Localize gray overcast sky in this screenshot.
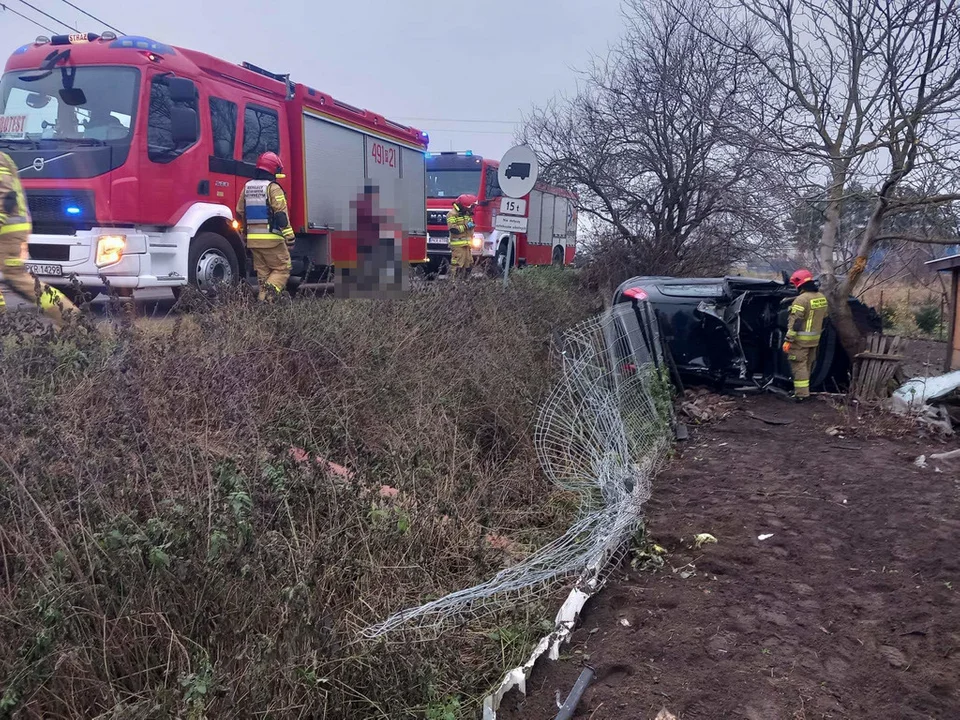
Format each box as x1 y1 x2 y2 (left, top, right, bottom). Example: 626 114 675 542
1 0 624 159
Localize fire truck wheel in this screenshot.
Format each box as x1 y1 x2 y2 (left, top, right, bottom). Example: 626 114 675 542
187 232 239 293
552 246 564 265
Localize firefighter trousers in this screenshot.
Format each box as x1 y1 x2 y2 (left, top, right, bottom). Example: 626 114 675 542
788 344 819 398
250 241 291 301
0 231 77 326
450 244 472 278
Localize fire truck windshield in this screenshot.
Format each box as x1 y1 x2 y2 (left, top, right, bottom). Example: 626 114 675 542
0 66 139 146
427 169 481 199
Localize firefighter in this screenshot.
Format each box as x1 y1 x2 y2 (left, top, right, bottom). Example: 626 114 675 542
447 193 476 279
236 151 295 300
0 151 78 326
782 268 829 400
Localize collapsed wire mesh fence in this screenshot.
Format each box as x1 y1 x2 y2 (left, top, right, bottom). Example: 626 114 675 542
361 303 674 638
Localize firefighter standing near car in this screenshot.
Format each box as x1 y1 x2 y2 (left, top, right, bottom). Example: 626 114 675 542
447 193 476 279
0 151 78 326
236 152 295 300
782 269 829 400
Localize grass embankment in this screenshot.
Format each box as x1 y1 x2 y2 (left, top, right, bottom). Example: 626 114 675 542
0 269 596 719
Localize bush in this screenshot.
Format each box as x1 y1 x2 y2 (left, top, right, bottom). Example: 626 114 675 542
880 304 897 329
0 276 595 719
914 302 941 335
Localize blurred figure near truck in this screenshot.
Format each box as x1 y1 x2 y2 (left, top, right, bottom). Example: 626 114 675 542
336 184 409 299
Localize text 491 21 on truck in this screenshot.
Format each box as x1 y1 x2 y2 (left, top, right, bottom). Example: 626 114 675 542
0 32 430 299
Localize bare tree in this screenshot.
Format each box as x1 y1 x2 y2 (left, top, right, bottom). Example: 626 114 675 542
682 0 960 354
523 0 779 284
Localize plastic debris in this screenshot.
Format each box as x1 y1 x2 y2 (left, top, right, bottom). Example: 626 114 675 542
914 455 928 468
758 533 774 541
930 448 960 462
694 533 718 548
892 370 960 409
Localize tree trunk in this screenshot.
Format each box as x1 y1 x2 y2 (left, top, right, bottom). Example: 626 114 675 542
818 163 847 297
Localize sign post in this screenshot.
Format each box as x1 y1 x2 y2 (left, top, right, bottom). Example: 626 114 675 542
496 145 539 287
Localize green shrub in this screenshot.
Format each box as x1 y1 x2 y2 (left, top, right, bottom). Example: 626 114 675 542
880 304 897 329
914 302 941 335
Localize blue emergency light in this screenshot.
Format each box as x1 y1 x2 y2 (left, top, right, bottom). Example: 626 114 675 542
464 150 473 156
65 205 81 216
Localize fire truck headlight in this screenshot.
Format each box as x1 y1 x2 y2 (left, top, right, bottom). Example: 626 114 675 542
96 235 126 267
471 232 484 250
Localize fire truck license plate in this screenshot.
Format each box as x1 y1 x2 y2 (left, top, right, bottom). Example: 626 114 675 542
25 263 63 276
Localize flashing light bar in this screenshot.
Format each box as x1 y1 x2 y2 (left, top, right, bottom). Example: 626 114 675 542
65 205 81 216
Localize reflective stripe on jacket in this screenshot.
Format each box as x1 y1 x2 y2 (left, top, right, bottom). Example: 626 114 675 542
786 291 829 347
237 179 295 248
0 151 31 236
447 204 473 247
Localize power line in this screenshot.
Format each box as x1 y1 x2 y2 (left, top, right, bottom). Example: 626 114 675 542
14 0 73 31
429 128 518 135
396 117 520 125
1 2 58 33
56 0 122 33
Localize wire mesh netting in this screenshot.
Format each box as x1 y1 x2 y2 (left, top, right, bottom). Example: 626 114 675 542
361 303 674 638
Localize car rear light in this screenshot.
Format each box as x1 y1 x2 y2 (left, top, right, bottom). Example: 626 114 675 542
623 287 648 301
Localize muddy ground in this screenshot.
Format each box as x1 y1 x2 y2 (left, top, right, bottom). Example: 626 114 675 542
499 393 960 720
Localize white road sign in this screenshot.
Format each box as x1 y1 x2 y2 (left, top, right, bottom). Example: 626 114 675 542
495 214 528 233
499 197 526 216
497 145 539 198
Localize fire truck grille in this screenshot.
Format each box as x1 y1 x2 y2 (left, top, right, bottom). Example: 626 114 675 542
25 189 97 231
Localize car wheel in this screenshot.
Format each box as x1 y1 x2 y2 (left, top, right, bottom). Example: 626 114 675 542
493 237 515 276
552 246 564 266
187 232 239 293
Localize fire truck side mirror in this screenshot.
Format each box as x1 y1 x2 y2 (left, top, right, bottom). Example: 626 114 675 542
171 107 199 144
167 77 197 103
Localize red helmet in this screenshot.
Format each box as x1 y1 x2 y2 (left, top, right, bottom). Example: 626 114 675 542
789 268 814 288
256 151 283 175
455 194 478 209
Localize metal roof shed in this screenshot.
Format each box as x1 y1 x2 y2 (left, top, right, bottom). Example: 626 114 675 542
926 253 960 371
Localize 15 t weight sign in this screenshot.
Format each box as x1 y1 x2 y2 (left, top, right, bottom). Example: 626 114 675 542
499 197 526 216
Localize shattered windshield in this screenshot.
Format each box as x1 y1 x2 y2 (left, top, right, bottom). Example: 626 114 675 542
0 66 140 146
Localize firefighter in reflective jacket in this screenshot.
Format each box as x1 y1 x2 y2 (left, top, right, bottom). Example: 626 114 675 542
447 193 477 278
0 151 78 325
236 152 295 300
782 268 829 399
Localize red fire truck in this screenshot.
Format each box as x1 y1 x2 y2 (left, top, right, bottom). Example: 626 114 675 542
0 32 429 297
425 151 577 274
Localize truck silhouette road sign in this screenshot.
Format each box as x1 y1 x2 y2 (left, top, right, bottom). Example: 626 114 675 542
505 162 531 180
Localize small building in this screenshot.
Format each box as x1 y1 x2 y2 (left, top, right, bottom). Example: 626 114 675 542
926 253 960 371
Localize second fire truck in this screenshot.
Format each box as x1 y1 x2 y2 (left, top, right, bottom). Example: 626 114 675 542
425 151 577 275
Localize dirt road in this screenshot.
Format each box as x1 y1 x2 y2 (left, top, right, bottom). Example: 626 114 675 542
500 394 960 720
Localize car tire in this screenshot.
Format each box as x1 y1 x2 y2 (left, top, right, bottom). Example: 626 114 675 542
552 246 564 266
186 232 239 294
493 237 515 276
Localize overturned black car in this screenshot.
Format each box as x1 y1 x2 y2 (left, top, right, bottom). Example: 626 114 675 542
611 275 881 393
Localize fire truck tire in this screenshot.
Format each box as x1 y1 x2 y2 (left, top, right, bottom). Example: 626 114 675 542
186 232 239 293
552 246 564 265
